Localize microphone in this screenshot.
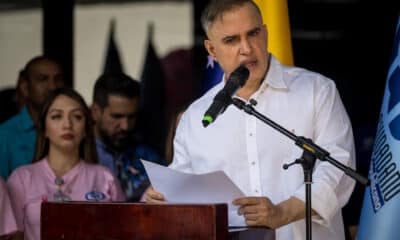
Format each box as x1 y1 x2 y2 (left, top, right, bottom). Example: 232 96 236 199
202 65 249 127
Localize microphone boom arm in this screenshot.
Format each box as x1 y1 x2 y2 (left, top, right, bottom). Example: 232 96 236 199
231 97 368 240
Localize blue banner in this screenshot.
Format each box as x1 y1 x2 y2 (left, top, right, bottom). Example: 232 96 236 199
201 55 223 95
357 17 400 239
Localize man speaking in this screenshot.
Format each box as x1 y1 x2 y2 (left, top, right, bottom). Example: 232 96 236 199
146 1 355 239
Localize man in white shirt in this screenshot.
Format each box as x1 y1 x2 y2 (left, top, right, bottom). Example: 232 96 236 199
146 0 355 239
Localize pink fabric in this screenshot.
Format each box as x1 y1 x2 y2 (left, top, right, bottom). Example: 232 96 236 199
0 177 18 237
7 159 125 240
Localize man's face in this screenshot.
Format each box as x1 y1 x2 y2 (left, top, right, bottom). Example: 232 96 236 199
93 95 139 151
25 59 64 110
204 3 269 87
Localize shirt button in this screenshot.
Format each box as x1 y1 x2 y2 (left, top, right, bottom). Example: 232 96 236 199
249 133 253 136
251 161 255 165
255 190 259 193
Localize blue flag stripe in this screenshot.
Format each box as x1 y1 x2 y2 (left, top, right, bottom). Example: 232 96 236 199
201 55 224 95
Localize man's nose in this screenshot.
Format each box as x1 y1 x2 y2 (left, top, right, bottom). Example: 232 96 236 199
48 78 58 90
119 118 129 131
239 39 252 55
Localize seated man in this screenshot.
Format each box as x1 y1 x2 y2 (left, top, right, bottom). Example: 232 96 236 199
0 55 64 179
92 73 165 201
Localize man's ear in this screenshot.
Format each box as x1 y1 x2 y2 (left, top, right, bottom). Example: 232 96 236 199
91 103 101 123
204 39 217 61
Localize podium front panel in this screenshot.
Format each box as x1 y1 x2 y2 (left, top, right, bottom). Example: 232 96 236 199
41 202 228 240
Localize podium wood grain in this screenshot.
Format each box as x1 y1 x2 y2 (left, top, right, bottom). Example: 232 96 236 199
41 202 228 240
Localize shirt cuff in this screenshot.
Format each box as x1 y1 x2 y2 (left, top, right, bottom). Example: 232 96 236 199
292 180 339 227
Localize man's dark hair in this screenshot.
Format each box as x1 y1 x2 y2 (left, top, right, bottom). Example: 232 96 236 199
22 55 62 80
93 72 140 109
201 0 262 35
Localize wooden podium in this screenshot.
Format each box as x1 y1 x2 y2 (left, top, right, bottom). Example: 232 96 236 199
41 202 228 240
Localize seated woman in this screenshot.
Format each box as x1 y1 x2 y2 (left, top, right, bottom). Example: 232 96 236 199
7 88 125 240
0 176 18 240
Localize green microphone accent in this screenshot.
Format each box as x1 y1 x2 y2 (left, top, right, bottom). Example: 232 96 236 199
203 115 213 123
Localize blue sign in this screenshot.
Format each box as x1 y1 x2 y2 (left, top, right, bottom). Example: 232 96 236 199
358 17 400 239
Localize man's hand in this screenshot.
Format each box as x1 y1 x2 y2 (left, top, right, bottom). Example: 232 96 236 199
233 196 310 229
142 186 166 203
233 196 287 229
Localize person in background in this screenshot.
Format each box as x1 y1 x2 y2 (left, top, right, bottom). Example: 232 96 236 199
91 73 165 202
145 1 356 239
0 176 18 240
7 88 125 240
0 56 64 179
0 70 28 124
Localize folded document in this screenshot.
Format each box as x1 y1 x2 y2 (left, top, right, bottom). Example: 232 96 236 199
141 160 246 226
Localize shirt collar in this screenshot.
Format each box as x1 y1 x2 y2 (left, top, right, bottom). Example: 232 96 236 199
20 105 36 131
215 55 289 98
42 157 84 180
96 138 130 157
262 55 289 90
96 138 114 154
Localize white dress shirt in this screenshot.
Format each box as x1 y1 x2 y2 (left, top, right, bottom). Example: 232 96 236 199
170 56 356 240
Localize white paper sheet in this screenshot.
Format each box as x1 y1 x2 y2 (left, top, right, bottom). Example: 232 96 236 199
141 160 246 226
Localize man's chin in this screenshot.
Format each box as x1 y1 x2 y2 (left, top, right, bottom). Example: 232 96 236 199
112 139 130 151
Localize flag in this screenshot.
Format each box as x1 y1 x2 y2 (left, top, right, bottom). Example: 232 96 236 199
103 18 124 74
254 0 294 65
201 55 224 95
357 17 400 239
136 23 166 157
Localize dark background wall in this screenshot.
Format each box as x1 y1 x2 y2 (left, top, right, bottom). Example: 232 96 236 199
289 1 399 126
289 0 399 230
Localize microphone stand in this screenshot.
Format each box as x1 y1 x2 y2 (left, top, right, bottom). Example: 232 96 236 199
231 98 369 240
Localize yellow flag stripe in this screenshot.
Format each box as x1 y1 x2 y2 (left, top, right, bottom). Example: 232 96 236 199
254 0 294 65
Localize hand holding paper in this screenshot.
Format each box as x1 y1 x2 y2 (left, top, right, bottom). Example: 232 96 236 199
141 160 246 226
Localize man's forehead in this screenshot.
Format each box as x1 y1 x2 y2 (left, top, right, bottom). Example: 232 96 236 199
107 95 138 103
105 95 139 110
30 60 61 72
207 4 261 37
27 64 63 82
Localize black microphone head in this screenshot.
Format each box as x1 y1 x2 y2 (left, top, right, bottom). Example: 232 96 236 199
201 65 249 127
229 65 249 87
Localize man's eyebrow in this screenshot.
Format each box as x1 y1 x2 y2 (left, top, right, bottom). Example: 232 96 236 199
110 113 130 118
222 34 239 42
247 26 261 34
